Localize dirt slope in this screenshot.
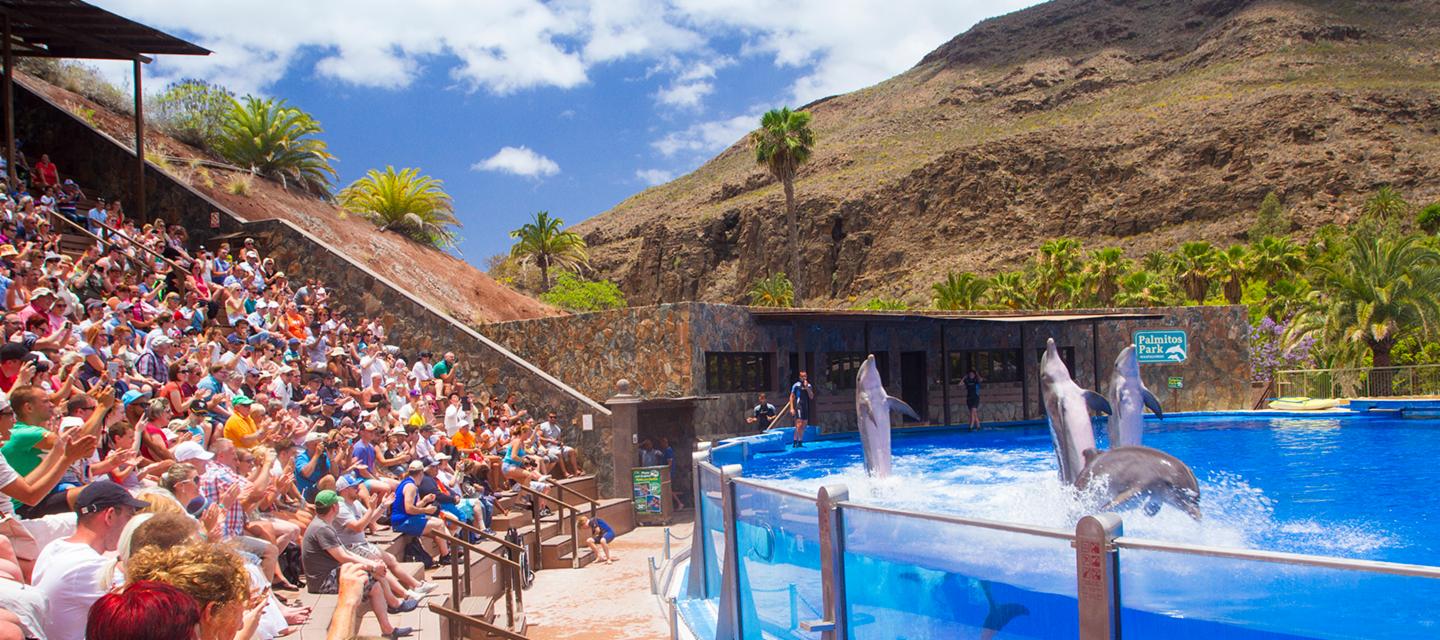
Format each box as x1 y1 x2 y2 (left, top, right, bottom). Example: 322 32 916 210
19 73 558 325
574 0 1440 306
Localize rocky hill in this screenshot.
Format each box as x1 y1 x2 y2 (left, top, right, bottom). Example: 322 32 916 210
573 0 1440 306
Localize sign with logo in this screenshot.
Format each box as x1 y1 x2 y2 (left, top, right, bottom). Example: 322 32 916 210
632 468 664 514
1134 330 1188 364
1168 376 1184 389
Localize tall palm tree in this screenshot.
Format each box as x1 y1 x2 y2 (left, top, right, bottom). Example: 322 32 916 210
1141 250 1172 275
1173 241 1217 303
989 272 1032 310
1364 185 1411 220
751 108 816 306
1115 271 1173 307
214 95 337 196
1082 247 1129 307
1298 228 1440 372
1213 244 1250 305
508 211 589 292
1259 278 1311 323
1032 237 1082 308
932 272 989 310
338 166 459 249
1250 235 1304 282
747 272 794 308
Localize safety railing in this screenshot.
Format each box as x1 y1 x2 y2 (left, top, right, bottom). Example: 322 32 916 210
683 444 1440 640
1275 364 1440 399
428 602 528 640
516 483 582 569
434 529 527 640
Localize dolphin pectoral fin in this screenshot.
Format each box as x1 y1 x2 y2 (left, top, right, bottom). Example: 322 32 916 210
1142 388 1164 419
886 396 921 421
1100 486 1145 511
1083 390 1112 415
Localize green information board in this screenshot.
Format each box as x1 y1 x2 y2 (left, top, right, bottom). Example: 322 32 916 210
1168 376 1184 389
632 467 664 514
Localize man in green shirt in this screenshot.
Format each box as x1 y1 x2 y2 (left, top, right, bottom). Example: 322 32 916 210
431 351 458 397
1 385 56 478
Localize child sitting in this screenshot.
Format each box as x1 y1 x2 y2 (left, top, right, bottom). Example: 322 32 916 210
578 515 618 565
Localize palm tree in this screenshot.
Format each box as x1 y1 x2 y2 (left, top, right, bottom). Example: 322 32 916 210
1298 229 1440 373
1141 250 1172 275
1082 247 1129 307
751 108 816 306
747 273 794 308
338 166 459 248
1032 237 1082 307
1213 244 1250 305
508 211 589 291
1250 235 1304 282
1115 271 1173 307
932 272 989 310
214 95 337 195
1259 278 1311 322
1173 241 1217 303
989 272 1032 310
1364 185 1411 220
1057 272 1092 309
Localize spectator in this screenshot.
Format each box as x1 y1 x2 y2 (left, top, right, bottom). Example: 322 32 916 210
31 155 57 190
86 580 202 640
301 489 415 639
33 481 148 640
578 515 618 565
331 474 435 600
537 411 580 477
123 541 265 640
390 461 451 564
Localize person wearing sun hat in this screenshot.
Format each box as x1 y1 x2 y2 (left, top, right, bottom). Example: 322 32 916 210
223 394 263 448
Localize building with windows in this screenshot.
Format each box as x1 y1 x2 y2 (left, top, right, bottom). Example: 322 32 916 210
484 302 1251 476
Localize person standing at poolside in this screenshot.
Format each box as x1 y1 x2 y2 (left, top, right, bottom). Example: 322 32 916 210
790 370 814 447
745 392 778 432
963 369 983 430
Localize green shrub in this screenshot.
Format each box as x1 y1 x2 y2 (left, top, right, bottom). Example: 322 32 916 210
225 173 253 196
747 273 794 308
149 79 234 150
1417 202 1440 235
214 96 337 196
538 272 627 312
855 298 909 311
1247 191 1291 241
20 58 132 114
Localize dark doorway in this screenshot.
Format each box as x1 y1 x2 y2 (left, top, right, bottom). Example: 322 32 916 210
899 351 927 423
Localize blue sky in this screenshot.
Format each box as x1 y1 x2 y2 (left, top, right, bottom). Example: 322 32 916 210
90 0 1037 266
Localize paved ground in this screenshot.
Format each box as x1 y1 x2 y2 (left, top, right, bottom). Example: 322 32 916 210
525 513 693 640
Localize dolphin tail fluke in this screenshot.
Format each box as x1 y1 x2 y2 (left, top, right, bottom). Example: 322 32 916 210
1083 390 1112 415
979 580 1030 637
1142 388 1164 419
886 395 921 421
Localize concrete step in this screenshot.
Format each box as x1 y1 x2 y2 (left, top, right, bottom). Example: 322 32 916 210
490 509 531 531
396 561 427 583
539 534 597 569
443 595 527 639
556 474 598 501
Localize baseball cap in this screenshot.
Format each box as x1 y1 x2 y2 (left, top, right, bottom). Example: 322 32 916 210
313 490 341 508
0 343 26 362
336 474 365 492
120 389 150 406
59 416 85 431
303 431 325 445
231 395 254 406
406 460 425 473
75 481 148 515
27 287 53 300
173 441 214 462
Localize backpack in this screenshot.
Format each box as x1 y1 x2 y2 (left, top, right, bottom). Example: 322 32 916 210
279 543 304 586
504 527 534 589
403 536 435 569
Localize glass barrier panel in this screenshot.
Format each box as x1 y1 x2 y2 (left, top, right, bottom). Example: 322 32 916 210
840 506 1077 640
733 483 823 640
699 464 725 597
1119 548 1440 639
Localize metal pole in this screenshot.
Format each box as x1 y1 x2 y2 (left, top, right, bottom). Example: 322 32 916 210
667 596 679 640
132 58 145 223
686 444 710 599
803 484 848 638
2 13 13 190
940 323 951 426
649 556 659 594
1075 513 1124 640
714 463 744 640
664 527 671 560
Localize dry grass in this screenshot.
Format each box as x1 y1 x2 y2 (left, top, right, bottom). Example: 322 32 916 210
225 173 253 197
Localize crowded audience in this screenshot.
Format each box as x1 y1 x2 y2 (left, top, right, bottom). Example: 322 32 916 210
0 151 588 639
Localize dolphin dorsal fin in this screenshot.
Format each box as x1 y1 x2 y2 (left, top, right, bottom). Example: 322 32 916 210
1083 390 1112 415
886 395 921 420
1142 388 1165 419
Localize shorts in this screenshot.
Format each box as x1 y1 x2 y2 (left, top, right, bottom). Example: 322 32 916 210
345 542 384 561
392 515 430 536
547 445 572 458
501 461 521 475
232 535 273 560
966 396 980 409
794 406 811 422
593 530 614 544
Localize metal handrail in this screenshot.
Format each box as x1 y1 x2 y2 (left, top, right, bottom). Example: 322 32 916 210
95 219 192 275
1112 536 1440 579
553 481 599 518
516 483 582 568
450 519 525 553
435 530 525 637
45 209 164 277
437 530 523 571
428 602 528 640
835 501 1076 541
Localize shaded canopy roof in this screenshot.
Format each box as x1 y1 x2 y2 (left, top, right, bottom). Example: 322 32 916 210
0 0 209 62
748 308 1168 324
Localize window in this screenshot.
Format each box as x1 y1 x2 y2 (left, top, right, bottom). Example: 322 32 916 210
825 352 888 390
948 349 1022 384
705 352 773 393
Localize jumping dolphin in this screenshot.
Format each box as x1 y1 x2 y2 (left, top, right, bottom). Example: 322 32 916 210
1076 446 1202 519
855 354 919 478
1107 345 1164 448
1039 338 1111 484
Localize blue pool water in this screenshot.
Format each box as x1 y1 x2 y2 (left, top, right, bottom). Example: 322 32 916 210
704 414 1440 639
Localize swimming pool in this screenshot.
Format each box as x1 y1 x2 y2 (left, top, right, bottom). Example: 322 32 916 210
683 414 1440 640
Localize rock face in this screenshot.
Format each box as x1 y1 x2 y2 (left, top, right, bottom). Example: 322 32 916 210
574 0 1440 305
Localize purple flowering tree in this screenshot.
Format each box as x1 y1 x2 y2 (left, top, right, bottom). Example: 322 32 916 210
1248 316 1317 384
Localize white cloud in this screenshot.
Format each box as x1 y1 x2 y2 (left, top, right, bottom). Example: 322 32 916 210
655 81 713 108
635 169 675 185
653 112 758 157
473 146 561 178
653 56 732 108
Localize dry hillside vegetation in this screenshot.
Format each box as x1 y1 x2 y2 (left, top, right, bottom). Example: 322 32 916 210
574 0 1440 306
17 73 559 325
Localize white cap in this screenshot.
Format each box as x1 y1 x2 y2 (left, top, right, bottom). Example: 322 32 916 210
59 416 85 431
173 441 214 462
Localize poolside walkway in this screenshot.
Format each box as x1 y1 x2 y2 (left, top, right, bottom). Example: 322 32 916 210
525 513 693 640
